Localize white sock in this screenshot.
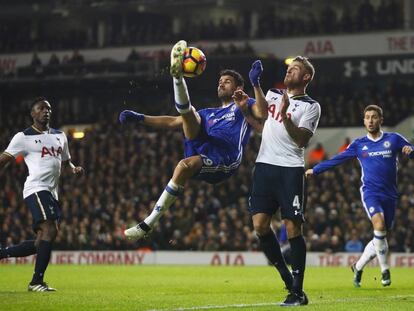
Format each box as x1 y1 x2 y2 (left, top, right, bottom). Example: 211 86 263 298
373 230 389 272
144 180 184 227
355 239 376 271
173 77 191 114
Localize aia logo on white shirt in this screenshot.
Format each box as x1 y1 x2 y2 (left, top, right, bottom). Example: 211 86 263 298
41 146 63 158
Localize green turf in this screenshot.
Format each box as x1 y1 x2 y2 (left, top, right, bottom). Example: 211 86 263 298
0 265 413 310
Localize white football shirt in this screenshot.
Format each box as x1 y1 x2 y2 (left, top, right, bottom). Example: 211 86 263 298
256 89 321 167
4 126 71 200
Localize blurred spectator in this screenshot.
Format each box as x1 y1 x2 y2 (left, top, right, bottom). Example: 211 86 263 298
127 48 140 62
307 143 327 165
338 137 351 153
48 53 60 66
345 229 364 252
357 0 375 31
321 4 337 33
30 52 42 67
68 49 84 64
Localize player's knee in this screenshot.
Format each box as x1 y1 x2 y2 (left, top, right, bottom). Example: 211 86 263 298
177 158 200 174
177 159 191 172
253 223 271 236
38 221 58 242
284 219 302 238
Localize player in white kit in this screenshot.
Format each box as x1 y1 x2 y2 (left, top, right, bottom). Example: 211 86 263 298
0 98 83 292
247 58 320 306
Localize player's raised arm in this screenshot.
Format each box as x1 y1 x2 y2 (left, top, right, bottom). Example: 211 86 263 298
119 110 183 129
248 60 268 122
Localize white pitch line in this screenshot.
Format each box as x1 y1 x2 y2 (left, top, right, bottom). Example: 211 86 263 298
145 295 414 311
146 302 277 311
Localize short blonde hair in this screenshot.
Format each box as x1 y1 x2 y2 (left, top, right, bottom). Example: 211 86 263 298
293 56 315 83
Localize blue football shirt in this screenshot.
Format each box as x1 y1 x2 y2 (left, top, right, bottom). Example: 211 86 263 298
185 98 255 163
313 132 414 199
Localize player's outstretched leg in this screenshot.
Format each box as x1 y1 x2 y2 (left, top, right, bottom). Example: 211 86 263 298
0 240 36 259
352 239 376 287
124 156 202 241
124 179 183 241
351 263 363 288
170 40 187 79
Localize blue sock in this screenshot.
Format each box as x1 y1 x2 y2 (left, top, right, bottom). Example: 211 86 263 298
289 235 306 293
31 240 52 284
0 240 36 259
258 231 293 289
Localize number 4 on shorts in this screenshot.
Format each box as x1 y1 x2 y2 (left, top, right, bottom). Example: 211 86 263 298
292 195 301 209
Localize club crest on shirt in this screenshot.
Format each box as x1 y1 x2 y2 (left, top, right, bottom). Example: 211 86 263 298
383 141 391 148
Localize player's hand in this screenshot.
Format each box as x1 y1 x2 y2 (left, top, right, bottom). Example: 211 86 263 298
280 92 290 119
119 110 145 124
304 169 314 178
402 145 413 155
249 60 263 87
72 166 84 176
232 90 249 115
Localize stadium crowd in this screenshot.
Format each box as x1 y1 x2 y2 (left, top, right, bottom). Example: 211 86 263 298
1 98 413 254
0 0 403 53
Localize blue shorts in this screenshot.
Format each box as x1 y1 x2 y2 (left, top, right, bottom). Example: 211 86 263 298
361 191 396 229
184 139 239 184
249 163 306 222
24 190 61 231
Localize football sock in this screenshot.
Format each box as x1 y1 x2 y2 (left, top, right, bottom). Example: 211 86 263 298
173 77 192 114
355 239 376 271
31 240 52 284
0 240 36 259
258 231 293 289
144 180 184 227
289 235 306 293
373 230 389 272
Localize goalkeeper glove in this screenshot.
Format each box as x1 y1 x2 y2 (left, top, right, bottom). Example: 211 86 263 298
119 110 145 123
249 60 263 87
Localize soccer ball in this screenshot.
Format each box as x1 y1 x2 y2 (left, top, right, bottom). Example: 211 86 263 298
182 47 206 78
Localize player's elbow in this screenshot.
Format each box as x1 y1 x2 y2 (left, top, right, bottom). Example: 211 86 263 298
296 130 312 148
296 138 309 149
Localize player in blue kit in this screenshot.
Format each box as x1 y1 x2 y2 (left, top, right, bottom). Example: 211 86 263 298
120 40 267 240
306 104 414 287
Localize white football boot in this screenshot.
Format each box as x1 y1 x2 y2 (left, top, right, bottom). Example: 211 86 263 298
170 40 187 78
124 222 152 241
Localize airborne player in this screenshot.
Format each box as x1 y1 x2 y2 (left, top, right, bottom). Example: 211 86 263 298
0 98 84 291
120 40 268 240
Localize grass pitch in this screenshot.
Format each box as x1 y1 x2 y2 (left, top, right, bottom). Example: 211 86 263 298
1 265 413 311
